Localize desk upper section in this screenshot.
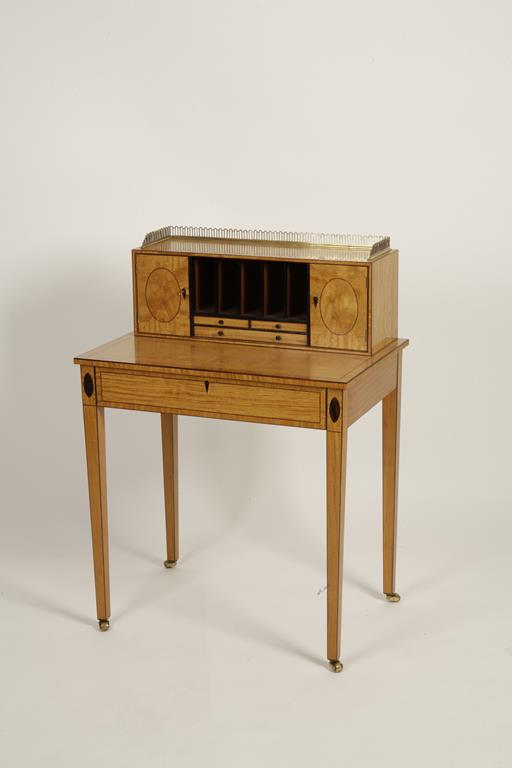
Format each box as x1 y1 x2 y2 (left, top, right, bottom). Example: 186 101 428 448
75 333 408 388
134 226 399 357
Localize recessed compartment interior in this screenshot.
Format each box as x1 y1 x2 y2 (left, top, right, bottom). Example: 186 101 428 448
288 262 309 320
192 257 308 324
242 260 264 317
218 259 241 315
265 261 286 318
193 257 217 314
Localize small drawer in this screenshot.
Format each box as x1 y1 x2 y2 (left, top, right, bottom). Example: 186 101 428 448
194 326 308 346
98 371 325 428
251 319 308 333
194 316 250 329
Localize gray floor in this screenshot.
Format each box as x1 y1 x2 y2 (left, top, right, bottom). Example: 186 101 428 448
2 409 510 767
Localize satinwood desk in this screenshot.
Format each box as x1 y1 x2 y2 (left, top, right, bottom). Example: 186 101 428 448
75 332 408 672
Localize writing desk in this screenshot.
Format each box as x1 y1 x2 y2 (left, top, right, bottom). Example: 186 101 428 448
75 332 408 672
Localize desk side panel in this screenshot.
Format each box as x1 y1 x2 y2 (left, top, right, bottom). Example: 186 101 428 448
346 353 398 426
370 250 398 354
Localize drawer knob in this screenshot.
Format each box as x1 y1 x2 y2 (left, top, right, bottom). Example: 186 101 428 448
219 319 224 325
275 335 282 341
204 380 210 393
218 330 224 336
275 323 281 329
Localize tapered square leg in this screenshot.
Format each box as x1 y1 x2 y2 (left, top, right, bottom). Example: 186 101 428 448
382 351 402 602
161 414 179 568
82 404 110 629
326 400 348 672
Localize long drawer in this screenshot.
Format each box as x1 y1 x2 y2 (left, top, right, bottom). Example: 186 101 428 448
98 370 325 428
193 316 250 328
251 319 308 333
194 326 308 346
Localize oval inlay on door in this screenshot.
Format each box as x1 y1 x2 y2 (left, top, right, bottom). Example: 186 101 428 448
320 278 358 336
145 268 180 323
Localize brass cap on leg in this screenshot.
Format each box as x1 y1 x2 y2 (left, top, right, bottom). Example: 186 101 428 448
328 659 343 673
98 619 110 631
164 560 177 569
385 592 401 602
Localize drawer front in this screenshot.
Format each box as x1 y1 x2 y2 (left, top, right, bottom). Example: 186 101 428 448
251 319 308 333
99 371 325 428
194 316 250 329
194 326 308 346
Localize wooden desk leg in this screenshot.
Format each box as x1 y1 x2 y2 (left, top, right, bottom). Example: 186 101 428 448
161 414 179 569
82 404 110 631
326 409 348 673
382 351 402 603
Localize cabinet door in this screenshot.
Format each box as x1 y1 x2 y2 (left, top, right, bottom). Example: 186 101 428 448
310 264 368 351
135 254 190 336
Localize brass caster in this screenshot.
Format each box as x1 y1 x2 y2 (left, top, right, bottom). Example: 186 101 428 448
98 619 110 631
164 560 177 569
385 592 401 603
328 659 343 673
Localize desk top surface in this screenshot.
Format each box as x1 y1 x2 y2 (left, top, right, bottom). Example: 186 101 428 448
75 334 408 387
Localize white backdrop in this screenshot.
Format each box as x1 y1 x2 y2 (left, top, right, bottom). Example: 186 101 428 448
1 2 511 766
